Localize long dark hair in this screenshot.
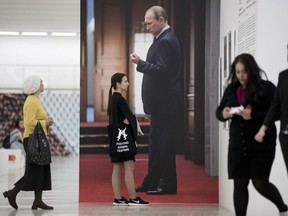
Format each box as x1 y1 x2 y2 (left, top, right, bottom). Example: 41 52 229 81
13 119 21 129
107 73 126 116
228 53 268 103
12 118 24 133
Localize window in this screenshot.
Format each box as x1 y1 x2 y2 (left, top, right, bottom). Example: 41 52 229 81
133 33 153 114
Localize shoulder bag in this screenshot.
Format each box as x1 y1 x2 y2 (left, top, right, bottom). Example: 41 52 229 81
107 107 137 157
27 121 52 165
107 123 137 157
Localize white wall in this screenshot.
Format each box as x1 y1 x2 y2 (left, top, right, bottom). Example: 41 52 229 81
257 1 288 83
0 35 80 91
254 1 288 215
0 34 80 155
219 0 238 213
219 0 288 215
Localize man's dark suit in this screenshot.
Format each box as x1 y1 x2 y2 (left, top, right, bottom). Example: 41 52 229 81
263 69 288 173
136 28 181 193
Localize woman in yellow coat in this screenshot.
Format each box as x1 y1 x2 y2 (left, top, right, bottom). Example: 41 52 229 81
3 75 54 210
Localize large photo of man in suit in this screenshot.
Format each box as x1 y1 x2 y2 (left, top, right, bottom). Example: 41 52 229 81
130 5 181 195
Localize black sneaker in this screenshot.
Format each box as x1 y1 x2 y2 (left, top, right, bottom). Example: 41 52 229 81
128 196 149 206
113 196 129 206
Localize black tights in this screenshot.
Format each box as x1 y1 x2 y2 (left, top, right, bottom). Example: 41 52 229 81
233 178 287 216
9 186 43 204
279 133 288 175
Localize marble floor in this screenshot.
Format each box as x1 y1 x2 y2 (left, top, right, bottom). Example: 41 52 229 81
0 156 233 216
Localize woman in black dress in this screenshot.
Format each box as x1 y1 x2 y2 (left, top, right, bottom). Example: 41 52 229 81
216 53 288 216
107 73 149 206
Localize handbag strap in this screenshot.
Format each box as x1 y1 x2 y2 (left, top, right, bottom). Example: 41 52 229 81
36 121 45 137
36 121 42 132
110 96 119 124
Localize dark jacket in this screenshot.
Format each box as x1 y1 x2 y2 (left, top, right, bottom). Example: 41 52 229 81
137 28 181 115
263 69 288 132
109 92 137 141
216 80 277 150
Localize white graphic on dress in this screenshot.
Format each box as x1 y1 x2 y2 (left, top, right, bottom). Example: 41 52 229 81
117 127 128 141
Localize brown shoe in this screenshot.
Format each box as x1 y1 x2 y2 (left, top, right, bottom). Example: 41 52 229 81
3 191 18 209
32 201 53 210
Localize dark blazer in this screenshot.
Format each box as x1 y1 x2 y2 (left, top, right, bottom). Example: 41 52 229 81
136 28 181 115
109 92 137 141
216 80 277 179
216 80 277 150
263 69 288 132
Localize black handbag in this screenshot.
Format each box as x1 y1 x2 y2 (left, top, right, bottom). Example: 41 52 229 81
27 121 52 166
107 122 137 157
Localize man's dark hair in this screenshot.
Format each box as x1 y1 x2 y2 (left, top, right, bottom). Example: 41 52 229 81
147 6 168 22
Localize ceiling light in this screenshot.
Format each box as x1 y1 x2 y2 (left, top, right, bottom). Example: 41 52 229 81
21 32 47 36
0 31 19 35
51 32 78 36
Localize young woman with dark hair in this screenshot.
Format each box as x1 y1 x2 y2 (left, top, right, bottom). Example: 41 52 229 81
9 118 25 155
216 53 288 216
107 72 149 206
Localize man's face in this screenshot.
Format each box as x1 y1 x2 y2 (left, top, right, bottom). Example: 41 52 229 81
144 11 162 36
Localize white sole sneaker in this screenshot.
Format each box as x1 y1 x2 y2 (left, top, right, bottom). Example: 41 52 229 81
113 202 128 206
128 202 149 206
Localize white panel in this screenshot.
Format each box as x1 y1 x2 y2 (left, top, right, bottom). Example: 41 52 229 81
0 35 80 91
133 33 153 114
219 0 238 213
41 91 80 155
255 1 288 216
0 0 80 32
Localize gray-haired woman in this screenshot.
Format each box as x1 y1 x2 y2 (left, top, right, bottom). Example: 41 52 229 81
3 75 54 210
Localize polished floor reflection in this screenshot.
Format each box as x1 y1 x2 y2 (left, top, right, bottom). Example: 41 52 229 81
0 156 233 216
